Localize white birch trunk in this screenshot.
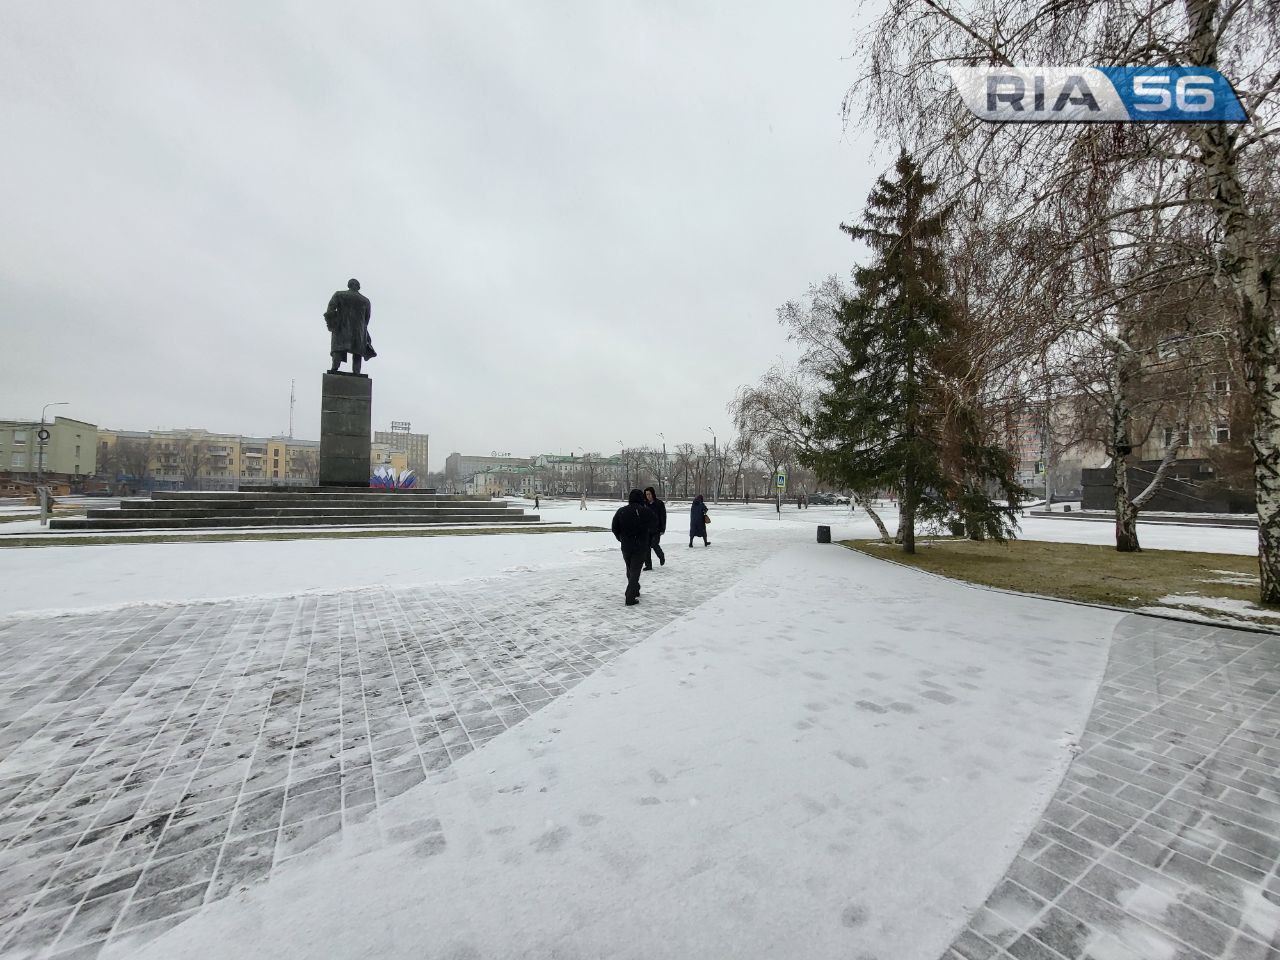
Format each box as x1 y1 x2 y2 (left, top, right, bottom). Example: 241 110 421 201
1132 438 1183 510
1186 0 1280 603
1109 325 1142 552
855 495 894 542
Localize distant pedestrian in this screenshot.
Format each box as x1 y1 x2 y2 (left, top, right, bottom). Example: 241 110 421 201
534 494 540 509
689 494 710 547
612 489 657 606
643 486 666 570
580 491 588 510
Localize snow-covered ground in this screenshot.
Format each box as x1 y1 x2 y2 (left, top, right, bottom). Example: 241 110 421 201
1017 511 1256 554
0 530 612 618
0 499 1258 619
1144 594 1280 626
119 544 1119 960
3 497 1266 959
535 498 1259 554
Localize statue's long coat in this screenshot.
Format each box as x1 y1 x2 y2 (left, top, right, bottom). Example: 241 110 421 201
324 289 376 362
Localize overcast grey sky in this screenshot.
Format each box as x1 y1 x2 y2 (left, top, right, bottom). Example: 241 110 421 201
1 1 881 468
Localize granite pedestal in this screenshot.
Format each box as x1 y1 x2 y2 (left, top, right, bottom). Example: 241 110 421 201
319 372 372 488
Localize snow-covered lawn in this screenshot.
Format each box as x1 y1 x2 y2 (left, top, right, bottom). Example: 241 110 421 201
6 500 1258 959
535 498 1260 555
1147 594 1280 624
119 545 1119 960
0 499 1257 619
0 530 613 618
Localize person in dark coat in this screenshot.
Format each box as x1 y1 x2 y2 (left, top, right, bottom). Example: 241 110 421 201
612 489 658 605
324 278 376 374
643 486 666 570
689 494 709 547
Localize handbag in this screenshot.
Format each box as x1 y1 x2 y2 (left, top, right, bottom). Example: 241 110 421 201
703 512 710 525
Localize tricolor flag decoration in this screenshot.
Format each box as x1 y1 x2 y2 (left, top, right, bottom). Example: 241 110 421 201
949 66 1247 123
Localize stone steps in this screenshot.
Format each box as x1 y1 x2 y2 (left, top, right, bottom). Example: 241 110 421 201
236 485 441 494
94 507 526 519
49 489 540 531
50 513 540 530
147 492 480 503
115 498 500 511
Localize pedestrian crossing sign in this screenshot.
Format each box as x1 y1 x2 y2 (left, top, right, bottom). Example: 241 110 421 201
776 472 786 488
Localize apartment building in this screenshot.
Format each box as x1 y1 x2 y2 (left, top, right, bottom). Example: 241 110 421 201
445 452 531 482
530 453 625 495
463 465 538 497
97 429 323 491
0 416 97 478
373 427 428 474
370 441 409 474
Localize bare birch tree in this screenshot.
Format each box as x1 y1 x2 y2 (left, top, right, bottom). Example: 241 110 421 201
851 0 1280 599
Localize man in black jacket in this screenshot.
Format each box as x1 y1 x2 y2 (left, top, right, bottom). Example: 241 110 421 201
643 486 666 570
612 489 658 606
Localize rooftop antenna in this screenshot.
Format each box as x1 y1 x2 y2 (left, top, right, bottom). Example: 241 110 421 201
288 380 296 439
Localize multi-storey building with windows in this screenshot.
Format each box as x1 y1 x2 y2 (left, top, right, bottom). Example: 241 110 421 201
96 429 324 492
0 416 97 480
530 453 625 495
374 425 428 475
464 464 538 497
445 452 531 483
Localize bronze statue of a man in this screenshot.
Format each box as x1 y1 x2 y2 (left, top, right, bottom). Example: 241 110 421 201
324 278 376 375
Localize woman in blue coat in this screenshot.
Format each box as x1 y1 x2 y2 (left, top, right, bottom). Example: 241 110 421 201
689 494 709 547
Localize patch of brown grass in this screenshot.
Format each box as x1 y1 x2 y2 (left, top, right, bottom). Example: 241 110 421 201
841 537 1276 621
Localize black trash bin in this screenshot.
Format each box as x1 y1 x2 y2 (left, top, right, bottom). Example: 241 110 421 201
817 525 831 544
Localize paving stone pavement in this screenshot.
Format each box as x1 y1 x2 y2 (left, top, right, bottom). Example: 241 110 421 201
0 533 778 960
944 615 1280 960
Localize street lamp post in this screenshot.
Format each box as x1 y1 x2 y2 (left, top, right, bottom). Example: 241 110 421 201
1040 353 1054 511
37 401 69 526
657 432 666 498
1043 387 1054 511
573 446 591 498
617 440 626 497
705 427 719 503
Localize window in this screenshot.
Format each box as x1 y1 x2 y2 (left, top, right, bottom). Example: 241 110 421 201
1214 377 1230 396
75 445 81 457
13 431 26 445
11 453 27 469
1216 423 1230 444
1163 425 1188 448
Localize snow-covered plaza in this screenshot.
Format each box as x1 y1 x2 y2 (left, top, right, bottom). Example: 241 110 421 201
0 504 1276 960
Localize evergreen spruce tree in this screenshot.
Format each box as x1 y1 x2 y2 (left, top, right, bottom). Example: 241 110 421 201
806 150 1020 552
